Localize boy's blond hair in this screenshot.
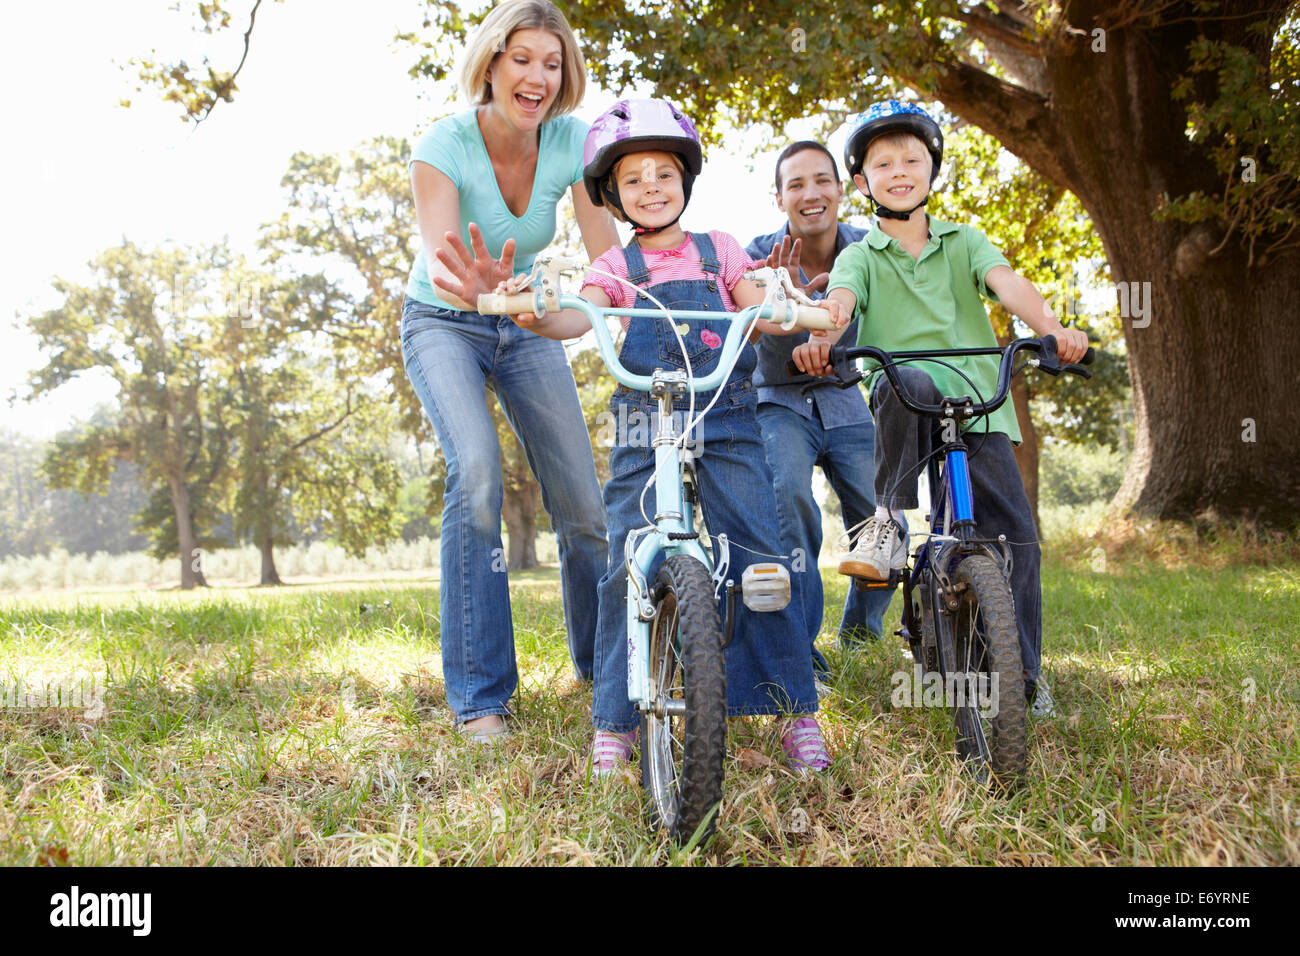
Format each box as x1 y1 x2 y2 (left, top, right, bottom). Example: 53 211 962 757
457 0 586 122
864 131 933 172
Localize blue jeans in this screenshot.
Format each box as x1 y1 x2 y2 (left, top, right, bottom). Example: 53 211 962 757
400 297 608 722
591 382 816 732
757 403 895 671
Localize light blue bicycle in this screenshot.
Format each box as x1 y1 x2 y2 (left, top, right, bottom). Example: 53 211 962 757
480 258 836 840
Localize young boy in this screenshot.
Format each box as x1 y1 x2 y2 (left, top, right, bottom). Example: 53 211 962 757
793 100 1089 715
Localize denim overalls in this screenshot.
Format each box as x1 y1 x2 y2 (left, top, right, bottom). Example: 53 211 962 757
591 233 818 732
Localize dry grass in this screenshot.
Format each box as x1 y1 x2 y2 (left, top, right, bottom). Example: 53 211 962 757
1 533 1296 866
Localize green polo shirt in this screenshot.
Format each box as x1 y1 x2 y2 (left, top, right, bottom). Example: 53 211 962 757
826 217 1020 442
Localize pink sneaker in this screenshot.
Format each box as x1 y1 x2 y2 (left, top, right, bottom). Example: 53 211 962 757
780 716 831 773
591 729 638 778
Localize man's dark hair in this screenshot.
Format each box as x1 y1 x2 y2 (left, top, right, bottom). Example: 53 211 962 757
774 141 841 192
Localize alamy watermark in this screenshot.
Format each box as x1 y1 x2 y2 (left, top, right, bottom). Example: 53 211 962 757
594 405 705 456
49 886 151 936
1043 272 1151 327
2 669 106 718
169 275 267 329
890 664 1000 717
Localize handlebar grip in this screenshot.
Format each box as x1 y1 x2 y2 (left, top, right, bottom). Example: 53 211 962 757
1080 346 1095 365
787 304 838 332
477 292 541 315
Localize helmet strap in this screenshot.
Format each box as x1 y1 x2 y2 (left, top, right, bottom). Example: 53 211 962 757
630 210 684 236
870 192 928 221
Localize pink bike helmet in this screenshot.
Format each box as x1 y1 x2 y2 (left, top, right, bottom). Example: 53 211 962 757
582 98 703 219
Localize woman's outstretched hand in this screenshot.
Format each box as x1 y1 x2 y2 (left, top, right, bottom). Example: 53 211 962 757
433 222 517 311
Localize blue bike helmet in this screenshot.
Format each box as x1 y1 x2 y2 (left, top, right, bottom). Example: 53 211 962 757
843 100 943 220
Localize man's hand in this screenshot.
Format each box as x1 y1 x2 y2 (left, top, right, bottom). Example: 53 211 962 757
792 340 835 376
763 236 829 298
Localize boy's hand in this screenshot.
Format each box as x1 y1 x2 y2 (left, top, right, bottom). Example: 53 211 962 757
1053 327 1090 365
823 298 851 330
793 341 834 376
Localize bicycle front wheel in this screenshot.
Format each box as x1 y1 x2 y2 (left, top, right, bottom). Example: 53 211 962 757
640 554 727 844
949 555 1027 783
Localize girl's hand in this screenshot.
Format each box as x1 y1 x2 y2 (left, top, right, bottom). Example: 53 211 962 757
432 222 517 310
490 275 541 329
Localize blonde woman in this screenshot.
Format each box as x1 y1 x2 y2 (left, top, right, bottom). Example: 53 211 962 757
401 0 618 742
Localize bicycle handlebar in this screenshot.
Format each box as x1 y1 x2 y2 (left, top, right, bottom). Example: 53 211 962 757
476 293 838 330
796 336 1095 420
476 291 840 393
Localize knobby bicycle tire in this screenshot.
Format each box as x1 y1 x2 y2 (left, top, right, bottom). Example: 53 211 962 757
640 554 727 843
949 555 1028 783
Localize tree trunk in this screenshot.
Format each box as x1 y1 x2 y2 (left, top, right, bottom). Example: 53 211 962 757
1008 17 1300 525
257 528 281 585
167 472 202 589
501 479 540 571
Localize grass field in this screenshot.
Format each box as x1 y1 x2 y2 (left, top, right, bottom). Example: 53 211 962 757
1 535 1297 866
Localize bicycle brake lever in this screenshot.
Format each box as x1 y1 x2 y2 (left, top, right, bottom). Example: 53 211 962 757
827 345 864 390
531 256 587 313
1036 335 1095 379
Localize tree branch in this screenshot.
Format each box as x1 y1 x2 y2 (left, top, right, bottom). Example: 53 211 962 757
289 391 355 453
927 60 1069 190
194 0 263 126
990 0 1034 27
953 6 1045 57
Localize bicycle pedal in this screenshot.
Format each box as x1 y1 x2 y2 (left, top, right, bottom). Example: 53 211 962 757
740 563 791 612
851 568 904 590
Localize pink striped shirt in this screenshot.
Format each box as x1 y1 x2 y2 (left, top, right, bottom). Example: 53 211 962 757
583 231 754 314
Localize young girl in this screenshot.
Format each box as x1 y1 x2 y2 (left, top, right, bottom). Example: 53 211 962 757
508 98 834 773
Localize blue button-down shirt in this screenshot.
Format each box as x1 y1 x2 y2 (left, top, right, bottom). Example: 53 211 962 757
746 221 871 428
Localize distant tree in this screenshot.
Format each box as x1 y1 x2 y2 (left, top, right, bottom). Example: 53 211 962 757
26 243 238 588
215 262 402 584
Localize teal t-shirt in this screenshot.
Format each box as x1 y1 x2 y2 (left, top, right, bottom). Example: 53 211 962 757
826 218 1020 442
405 110 588 309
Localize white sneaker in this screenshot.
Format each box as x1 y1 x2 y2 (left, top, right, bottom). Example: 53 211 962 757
838 516 907 580
1029 679 1057 719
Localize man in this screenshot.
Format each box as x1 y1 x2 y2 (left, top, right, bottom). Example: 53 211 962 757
746 140 896 675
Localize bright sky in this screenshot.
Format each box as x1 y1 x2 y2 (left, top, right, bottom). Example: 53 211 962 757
0 0 837 440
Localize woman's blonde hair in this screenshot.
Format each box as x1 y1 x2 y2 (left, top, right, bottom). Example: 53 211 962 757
458 1 586 121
